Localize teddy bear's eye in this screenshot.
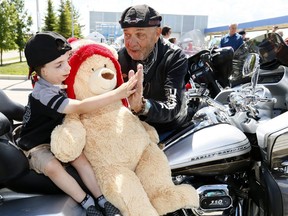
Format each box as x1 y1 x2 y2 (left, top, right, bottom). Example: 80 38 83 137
92 68 95 72
104 64 107 68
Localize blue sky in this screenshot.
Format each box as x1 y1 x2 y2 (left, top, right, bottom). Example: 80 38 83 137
25 0 288 37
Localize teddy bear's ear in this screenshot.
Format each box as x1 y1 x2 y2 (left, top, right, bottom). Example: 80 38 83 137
70 39 99 52
67 37 78 44
68 38 119 59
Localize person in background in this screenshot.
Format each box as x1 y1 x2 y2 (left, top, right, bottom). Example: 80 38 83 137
118 4 189 141
168 37 181 50
219 23 243 51
284 37 288 45
161 25 181 49
183 41 195 56
238 30 249 41
168 37 177 44
272 25 279 33
161 25 180 49
161 25 172 40
271 25 284 38
18 31 138 216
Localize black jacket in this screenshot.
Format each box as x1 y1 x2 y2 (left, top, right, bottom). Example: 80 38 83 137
118 38 188 133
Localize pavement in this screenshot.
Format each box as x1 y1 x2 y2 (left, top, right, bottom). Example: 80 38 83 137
2 50 25 64
1 50 30 105
0 75 32 106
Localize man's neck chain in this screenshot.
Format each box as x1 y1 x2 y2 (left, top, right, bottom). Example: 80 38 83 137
140 43 158 74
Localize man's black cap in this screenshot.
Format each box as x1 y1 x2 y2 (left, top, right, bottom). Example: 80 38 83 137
24 31 72 70
119 4 162 28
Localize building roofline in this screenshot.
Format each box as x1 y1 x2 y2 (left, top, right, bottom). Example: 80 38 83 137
204 15 288 35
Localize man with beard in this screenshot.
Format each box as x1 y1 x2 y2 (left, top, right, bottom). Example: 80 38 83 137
118 4 189 140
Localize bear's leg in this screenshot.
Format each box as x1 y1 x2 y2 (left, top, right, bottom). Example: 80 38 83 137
95 165 159 216
135 143 199 215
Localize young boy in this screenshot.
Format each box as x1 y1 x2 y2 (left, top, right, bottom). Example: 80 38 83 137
17 31 138 216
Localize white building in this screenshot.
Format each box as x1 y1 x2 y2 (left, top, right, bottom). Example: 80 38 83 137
89 11 208 43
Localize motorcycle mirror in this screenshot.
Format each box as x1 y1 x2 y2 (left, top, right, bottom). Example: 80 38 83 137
242 53 260 77
243 53 260 95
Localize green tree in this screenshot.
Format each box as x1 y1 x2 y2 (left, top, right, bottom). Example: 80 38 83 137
71 6 83 38
73 22 84 38
0 0 17 66
42 0 58 32
42 0 83 38
66 1 83 38
11 0 33 62
57 0 72 38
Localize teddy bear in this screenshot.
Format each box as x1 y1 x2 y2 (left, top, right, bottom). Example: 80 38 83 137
50 39 199 216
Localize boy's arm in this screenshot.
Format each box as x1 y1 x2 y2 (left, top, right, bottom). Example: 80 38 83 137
64 89 125 114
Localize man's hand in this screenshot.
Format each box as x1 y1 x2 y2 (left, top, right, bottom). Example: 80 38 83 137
128 64 144 112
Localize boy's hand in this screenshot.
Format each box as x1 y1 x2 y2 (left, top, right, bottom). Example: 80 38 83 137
116 68 138 99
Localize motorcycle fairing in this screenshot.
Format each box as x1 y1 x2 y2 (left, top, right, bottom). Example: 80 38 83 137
230 32 288 87
258 66 288 111
256 111 288 169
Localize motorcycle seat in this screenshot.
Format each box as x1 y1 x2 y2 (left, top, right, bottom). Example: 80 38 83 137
0 89 25 122
0 112 11 136
0 138 29 183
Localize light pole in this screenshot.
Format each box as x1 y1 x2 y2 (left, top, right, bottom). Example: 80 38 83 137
71 0 74 37
36 0 41 32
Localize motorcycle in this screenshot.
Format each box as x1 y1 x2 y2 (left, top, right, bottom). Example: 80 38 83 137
162 32 288 216
215 32 288 216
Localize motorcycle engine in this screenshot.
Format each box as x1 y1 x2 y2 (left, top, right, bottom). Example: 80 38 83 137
195 184 232 214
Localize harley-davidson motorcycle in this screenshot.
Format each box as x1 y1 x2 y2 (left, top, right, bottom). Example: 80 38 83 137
0 32 288 216
162 32 288 216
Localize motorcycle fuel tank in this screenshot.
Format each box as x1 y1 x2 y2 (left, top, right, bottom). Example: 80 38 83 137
164 123 251 176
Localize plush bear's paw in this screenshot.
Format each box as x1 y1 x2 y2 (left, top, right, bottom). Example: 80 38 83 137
151 184 199 215
51 122 86 162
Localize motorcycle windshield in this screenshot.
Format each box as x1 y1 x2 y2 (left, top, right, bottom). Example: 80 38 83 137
178 29 206 57
229 32 288 86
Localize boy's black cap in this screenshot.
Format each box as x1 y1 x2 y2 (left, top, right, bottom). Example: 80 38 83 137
119 4 162 28
24 31 72 70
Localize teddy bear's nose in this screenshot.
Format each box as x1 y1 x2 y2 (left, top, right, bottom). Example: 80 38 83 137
101 69 114 80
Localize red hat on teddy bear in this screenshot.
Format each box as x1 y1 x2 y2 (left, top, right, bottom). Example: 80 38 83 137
65 39 128 107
